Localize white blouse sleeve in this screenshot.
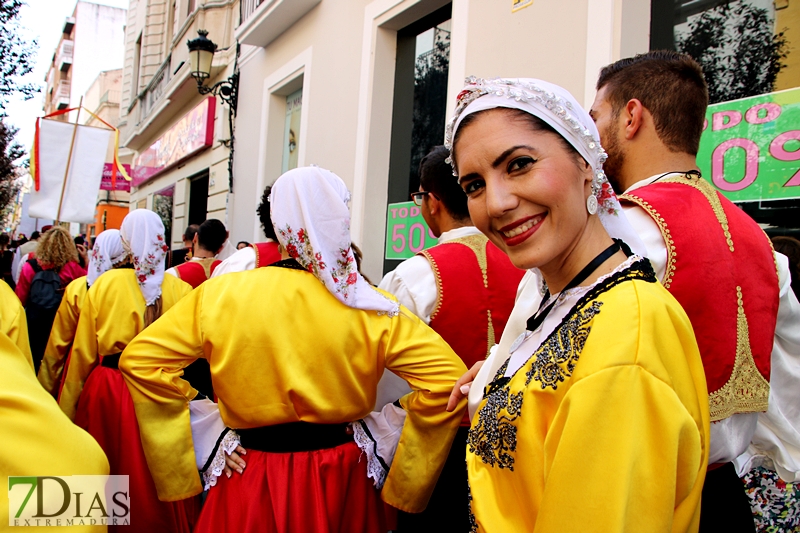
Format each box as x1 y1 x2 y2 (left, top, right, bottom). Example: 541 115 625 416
352 402 407 489
735 252 800 481
189 399 241 490
210 247 257 277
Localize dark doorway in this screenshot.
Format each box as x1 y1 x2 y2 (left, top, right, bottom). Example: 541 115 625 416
384 3 452 275
188 170 209 225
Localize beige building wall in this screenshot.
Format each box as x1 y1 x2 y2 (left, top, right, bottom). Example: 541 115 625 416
230 0 649 281
120 0 238 249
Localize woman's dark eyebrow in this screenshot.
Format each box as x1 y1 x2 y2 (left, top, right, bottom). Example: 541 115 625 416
492 145 534 168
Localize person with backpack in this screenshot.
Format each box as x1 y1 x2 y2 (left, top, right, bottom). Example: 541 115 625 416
15 227 87 373
37 229 126 399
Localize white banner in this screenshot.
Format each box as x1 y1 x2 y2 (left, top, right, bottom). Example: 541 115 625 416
29 119 112 224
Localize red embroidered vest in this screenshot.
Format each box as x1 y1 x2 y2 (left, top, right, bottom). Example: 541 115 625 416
621 174 779 421
252 242 281 268
174 258 221 289
420 233 525 376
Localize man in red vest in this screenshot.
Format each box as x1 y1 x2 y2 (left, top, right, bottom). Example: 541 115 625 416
166 219 227 288
212 185 282 277
379 145 524 532
590 51 800 532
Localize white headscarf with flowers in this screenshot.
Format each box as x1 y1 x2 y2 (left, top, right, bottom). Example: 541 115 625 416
120 209 170 306
86 229 126 287
445 76 646 257
270 166 399 317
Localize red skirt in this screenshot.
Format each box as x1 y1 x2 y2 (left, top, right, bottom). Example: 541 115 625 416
194 441 386 533
75 365 200 533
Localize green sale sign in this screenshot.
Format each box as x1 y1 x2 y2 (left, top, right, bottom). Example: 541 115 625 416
385 201 438 260
697 87 800 202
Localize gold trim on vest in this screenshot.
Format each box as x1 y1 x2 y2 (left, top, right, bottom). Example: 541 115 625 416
708 286 770 420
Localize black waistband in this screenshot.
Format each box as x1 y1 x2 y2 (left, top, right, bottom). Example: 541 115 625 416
238 422 352 453
100 353 122 369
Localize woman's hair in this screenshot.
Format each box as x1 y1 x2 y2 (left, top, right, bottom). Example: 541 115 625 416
451 108 584 175
772 236 800 301
351 243 372 285
143 296 163 329
236 241 251 249
36 227 79 269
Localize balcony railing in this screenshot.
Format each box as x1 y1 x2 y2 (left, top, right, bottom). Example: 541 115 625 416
56 80 71 110
99 90 122 106
140 55 171 123
240 0 264 23
59 39 74 72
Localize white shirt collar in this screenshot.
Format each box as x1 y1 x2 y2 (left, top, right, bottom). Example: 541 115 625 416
437 226 483 244
623 172 686 194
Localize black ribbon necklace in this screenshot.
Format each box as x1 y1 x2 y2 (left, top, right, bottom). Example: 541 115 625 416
525 240 621 333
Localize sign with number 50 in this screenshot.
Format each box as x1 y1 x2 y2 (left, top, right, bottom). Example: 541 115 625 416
385 201 438 259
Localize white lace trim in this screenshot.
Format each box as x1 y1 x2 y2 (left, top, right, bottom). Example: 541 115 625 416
351 421 389 489
201 429 241 491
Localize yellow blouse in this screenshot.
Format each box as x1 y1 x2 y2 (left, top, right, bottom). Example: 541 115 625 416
467 263 710 532
0 331 109 532
58 269 192 420
0 279 32 369
120 266 468 511
38 276 88 397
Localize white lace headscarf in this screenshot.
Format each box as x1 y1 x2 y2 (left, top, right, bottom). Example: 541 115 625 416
445 76 646 257
86 229 126 287
270 166 399 317
119 209 170 306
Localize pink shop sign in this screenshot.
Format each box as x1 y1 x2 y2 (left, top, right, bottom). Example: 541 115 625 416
131 97 216 187
100 163 132 191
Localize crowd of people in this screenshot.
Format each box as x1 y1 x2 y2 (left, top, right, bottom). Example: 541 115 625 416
2 50 800 533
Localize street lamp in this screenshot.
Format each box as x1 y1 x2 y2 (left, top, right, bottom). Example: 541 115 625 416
187 29 238 113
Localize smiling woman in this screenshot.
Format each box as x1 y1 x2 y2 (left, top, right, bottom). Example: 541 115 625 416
444 77 712 533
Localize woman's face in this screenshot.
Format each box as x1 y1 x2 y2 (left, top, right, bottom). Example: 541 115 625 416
454 109 593 271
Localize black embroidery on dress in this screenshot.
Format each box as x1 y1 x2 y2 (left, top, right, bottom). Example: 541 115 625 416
467 473 478 533
468 360 523 471
525 301 602 389
466 258 656 470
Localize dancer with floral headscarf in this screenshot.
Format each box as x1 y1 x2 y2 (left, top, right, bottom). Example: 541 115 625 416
443 77 710 532
38 229 126 398
120 166 468 533
59 209 198 532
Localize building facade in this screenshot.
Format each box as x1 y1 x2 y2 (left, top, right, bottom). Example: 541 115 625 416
123 0 800 279
43 2 127 119
228 0 650 281
119 0 238 248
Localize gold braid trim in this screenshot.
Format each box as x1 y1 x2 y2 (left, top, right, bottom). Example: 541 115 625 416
707 286 770 421
619 194 676 289
420 250 444 321
765 231 780 279
197 257 217 279
662 174 735 252
486 309 495 359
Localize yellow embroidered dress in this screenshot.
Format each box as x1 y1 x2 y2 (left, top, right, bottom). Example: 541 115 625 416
0 331 109 532
120 263 468 512
467 257 710 532
37 275 88 397
0 279 32 368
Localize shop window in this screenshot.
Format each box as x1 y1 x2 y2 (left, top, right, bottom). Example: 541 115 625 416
153 185 175 246
282 89 302 173
650 0 800 238
384 4 452 274
188 170 209 226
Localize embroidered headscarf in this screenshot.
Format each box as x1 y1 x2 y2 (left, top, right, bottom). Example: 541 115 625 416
86 229 126 287
445 76 646 257
119 209 170 306
270 166 399 316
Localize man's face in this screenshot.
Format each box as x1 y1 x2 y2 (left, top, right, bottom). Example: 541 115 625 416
590 86 626 194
